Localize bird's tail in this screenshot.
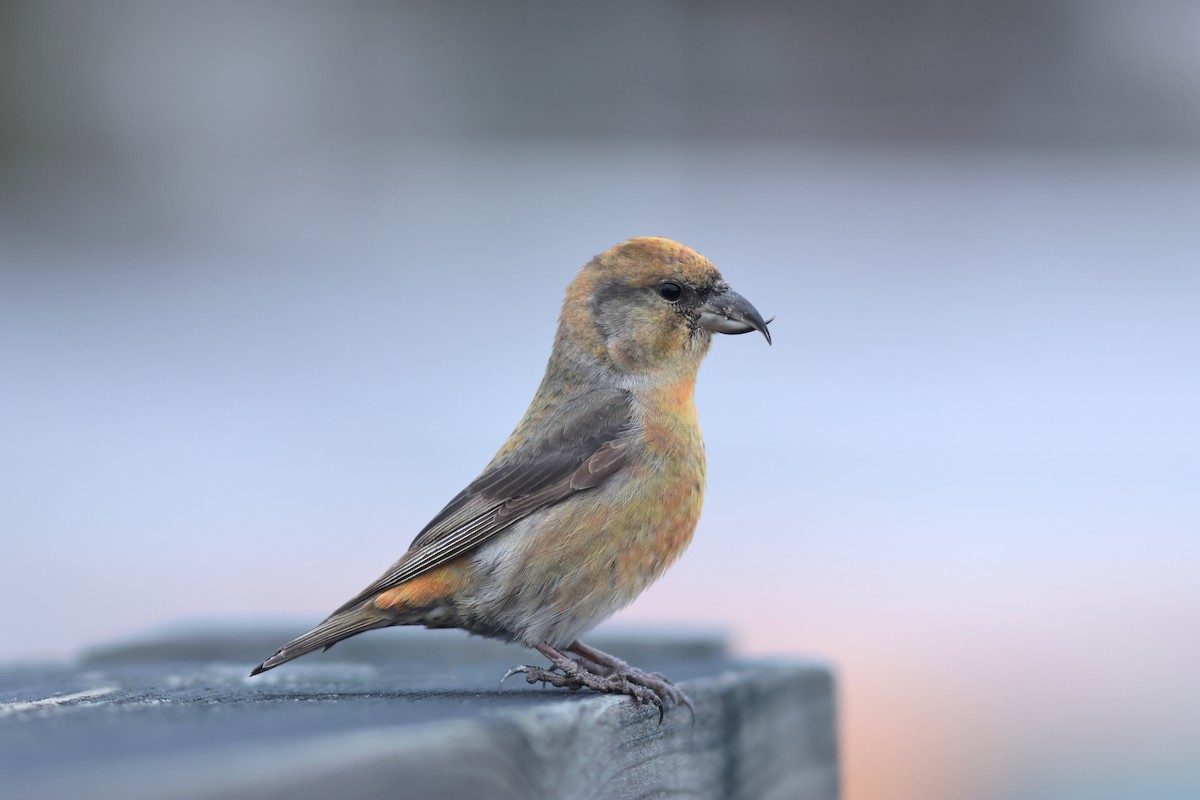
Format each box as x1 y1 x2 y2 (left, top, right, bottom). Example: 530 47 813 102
249 605 390 676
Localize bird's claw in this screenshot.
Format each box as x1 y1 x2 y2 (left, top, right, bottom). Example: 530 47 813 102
499 665 531 692
499 664 566 691
612 667 695 723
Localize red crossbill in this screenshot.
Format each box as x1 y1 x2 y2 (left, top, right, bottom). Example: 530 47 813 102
251 236 771 717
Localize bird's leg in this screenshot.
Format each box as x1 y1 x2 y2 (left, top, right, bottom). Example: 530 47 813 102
568 640 695 719
569 641 656 678
500 642 681 722
566 650 610 677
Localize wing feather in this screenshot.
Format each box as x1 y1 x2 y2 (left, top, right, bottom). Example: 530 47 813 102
330 388 633 615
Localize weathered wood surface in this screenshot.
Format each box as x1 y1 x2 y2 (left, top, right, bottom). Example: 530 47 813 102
2 624 838 800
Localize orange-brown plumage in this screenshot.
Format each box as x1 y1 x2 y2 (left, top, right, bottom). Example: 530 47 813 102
372 566 467 613
250 237 770 715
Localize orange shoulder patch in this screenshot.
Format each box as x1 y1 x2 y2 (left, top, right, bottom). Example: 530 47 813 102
372 564 464 612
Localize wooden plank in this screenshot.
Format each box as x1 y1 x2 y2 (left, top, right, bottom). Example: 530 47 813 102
3 625 837 800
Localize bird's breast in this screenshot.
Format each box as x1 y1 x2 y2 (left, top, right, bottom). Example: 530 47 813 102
542 384 707 617
459 386 707 648
629 401 707 578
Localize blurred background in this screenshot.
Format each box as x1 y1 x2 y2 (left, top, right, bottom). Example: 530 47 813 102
2 2 1198 799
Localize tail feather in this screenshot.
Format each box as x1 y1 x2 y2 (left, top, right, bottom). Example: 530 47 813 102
250 608 389 676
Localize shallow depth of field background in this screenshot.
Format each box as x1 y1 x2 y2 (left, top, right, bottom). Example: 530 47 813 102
2 3 1198 800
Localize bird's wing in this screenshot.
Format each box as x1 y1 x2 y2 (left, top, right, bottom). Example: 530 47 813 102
330 388 633 615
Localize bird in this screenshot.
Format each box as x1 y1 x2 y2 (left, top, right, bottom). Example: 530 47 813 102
250 236 771 718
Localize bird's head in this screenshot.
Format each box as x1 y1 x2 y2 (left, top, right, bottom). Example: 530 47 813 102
556 237 771 380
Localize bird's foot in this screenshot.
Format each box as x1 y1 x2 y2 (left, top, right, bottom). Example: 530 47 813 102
569 640 694 721
499 641 692 723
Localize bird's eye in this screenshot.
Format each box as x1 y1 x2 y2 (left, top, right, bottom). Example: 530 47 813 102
658 281 683 302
